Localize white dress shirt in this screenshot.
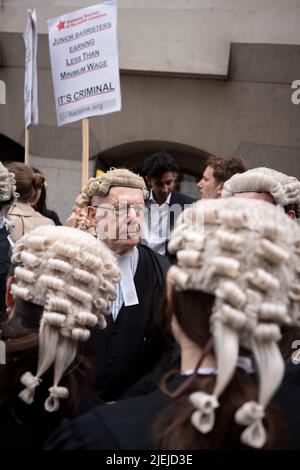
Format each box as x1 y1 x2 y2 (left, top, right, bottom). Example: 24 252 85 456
141 189 172 255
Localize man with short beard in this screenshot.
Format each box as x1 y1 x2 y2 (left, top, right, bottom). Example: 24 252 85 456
197 155 247 199
141 151 194 258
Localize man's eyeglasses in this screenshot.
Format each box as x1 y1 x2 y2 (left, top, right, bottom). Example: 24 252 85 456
94 204 145 216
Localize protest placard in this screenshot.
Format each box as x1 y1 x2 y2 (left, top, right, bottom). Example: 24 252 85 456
23 8 38 164
48 1 121 127
24 8 38 128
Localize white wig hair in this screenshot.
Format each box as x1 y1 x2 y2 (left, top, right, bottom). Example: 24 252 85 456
222 167 300 214
0 161 18 212
10 225 121 412
168 197 300 449
81 168 148 204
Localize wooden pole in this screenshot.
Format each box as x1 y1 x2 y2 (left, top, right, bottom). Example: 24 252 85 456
82 118 89 187
24 127 30 165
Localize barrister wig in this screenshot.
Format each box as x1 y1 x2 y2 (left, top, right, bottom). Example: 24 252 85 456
81 168 148 204
222 167 300 215
10 225 121 412
0 161 18 205
168 197 300 449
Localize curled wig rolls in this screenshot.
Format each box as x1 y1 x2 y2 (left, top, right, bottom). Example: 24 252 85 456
11 225 121 412
168 197 300 449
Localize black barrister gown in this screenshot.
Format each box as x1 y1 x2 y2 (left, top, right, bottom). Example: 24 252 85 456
0 367 102 450
0 225 11 317
84 244 170 401
46 369 300 450
45 375 184 450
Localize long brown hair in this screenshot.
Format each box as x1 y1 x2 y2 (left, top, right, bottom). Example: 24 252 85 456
153 289 286 450
6 162 44 205
31 167 49 217
0 298 95 414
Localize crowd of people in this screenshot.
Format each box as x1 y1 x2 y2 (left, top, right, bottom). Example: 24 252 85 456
0 154 299 450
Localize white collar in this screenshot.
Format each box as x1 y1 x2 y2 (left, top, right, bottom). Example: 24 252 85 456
182 367 217 376
182 357 254 376
116 246 139 306
149 189 172 205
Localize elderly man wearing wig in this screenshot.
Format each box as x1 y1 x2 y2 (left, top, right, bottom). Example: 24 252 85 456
82 168 171 401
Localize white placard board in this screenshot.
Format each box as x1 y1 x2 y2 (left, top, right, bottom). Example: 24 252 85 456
48 1 121 127
24 9 39 128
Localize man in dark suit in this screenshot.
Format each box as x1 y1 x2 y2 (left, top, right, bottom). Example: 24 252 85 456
141 151 194 258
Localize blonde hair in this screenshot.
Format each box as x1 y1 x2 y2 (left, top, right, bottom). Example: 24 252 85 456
168 197 300 448
11 225 121 412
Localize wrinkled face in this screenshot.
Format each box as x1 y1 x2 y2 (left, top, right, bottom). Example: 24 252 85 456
197 166 223 199
88 187 145 255
149 171 176 204
233 191 275 204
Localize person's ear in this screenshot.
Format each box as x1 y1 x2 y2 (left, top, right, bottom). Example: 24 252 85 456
287 209 296 219
87 206 98 224
5 275 15 310
216 181 224 196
